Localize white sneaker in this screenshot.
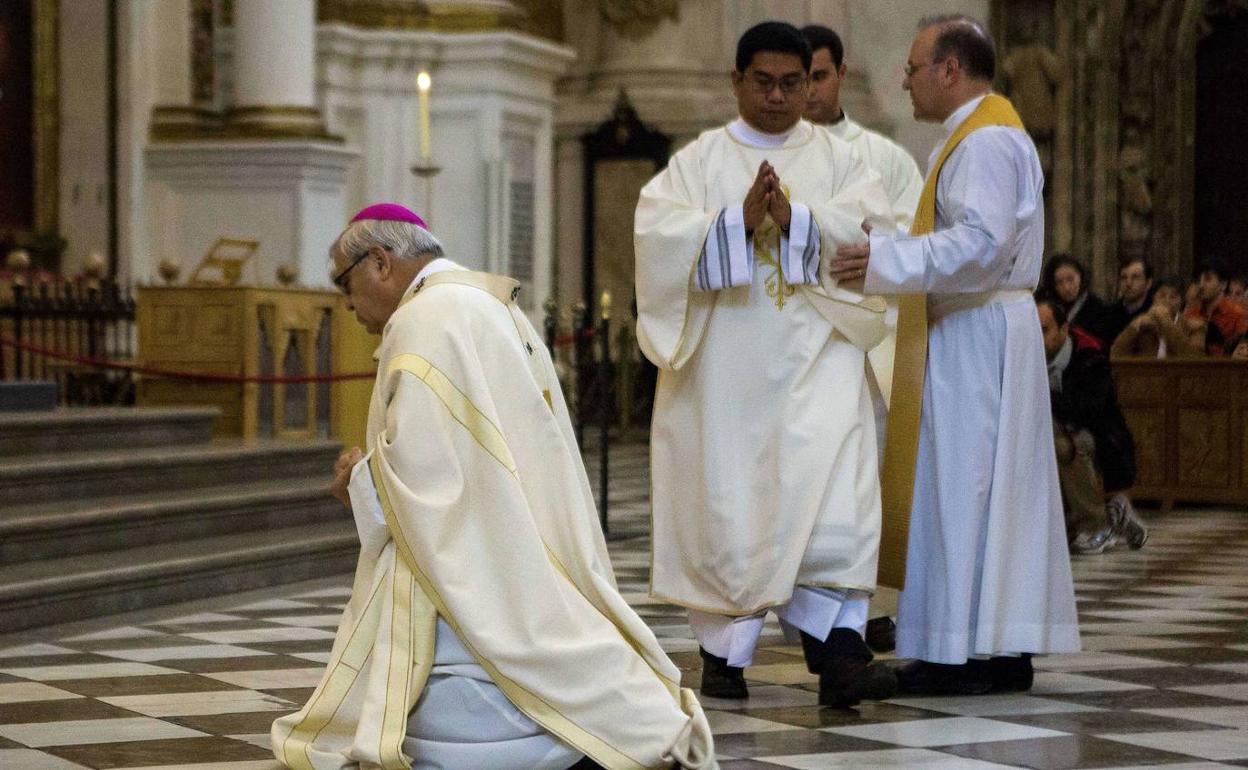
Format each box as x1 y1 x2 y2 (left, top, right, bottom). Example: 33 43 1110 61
1107 494 1149 549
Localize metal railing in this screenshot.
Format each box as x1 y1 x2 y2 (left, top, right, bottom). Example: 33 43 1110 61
543 292 657 536
0 278 137 405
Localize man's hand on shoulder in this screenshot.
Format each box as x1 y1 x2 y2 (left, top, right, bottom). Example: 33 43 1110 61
330 446 365 510
831 221 873 284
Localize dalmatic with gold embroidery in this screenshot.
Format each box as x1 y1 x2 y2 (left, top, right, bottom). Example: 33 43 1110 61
272 267 716 770
634 121 897 617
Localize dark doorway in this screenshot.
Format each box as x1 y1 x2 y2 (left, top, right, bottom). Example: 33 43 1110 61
0 1 34 233
1195 10 1248 279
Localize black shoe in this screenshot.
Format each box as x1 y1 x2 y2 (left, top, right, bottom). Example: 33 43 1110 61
865 616 897 653
801 628 898 708
988 654 1033 692
896 659 992 696
698 647 747 699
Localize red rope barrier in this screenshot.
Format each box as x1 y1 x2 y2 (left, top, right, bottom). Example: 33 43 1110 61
0 336 377 384
552 328 595 347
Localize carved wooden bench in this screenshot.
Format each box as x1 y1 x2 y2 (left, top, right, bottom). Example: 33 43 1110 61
1112 359 1248 510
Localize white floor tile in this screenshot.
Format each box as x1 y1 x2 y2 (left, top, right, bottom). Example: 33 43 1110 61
0 717 205 747
763 748 1018 769
184 628 335 644
0 644 78 659
1098 729 1248 761
96 644 273 662
0 749 90 769
262 615 343 628
0 682 82 704
0 662 180 681
887 694 1102 717
100 689 296 717
1141 705 1248 729
201 668 327 690
823 716 1068 747
1029 672 1151 694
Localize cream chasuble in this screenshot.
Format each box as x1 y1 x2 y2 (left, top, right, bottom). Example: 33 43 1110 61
272 266 716 770
635 120 895 616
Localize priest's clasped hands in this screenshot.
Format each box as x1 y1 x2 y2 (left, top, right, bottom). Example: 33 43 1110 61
743 160 792 233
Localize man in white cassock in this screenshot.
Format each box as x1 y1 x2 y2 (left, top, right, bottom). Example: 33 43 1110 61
634 21 899 708
271 203 716 770
802 22 925 656
832 15 1079 696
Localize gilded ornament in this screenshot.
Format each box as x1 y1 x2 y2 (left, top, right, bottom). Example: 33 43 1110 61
5 249 32 272
157 259 182 285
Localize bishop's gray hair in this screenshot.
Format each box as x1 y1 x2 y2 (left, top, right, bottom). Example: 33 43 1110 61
918 14 996 81
330 218 444 265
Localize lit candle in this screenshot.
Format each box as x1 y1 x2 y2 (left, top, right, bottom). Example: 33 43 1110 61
417 71 432 161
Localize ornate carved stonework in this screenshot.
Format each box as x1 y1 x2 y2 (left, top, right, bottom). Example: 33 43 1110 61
598 0 678 40
994 0 1244 295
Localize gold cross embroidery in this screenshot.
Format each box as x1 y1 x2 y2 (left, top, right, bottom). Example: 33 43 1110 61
753 219 793 310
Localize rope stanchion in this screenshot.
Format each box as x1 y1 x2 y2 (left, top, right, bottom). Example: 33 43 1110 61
0 336 377 384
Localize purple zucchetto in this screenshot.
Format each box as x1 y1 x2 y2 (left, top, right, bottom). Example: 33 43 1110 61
349 203 428 230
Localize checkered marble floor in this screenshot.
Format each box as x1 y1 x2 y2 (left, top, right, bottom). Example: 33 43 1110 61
2 441 1248 769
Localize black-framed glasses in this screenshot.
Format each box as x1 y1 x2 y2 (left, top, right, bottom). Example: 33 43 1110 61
332 251 370 294
746 72 808 95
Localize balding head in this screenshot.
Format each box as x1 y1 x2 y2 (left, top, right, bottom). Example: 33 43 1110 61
903 14 996 122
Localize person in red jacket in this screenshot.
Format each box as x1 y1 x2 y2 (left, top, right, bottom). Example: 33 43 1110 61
1185 258 1248 356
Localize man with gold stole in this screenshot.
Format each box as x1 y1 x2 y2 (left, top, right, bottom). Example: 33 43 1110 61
634 21 898 708
272 204 716 770
833 15 1079 696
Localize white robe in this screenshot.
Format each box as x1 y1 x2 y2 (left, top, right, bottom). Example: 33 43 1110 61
635 119 895 617
828 113 925 420
864 96 1080 663
828 113 923 233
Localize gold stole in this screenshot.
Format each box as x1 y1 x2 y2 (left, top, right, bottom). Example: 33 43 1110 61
876 94 1026 589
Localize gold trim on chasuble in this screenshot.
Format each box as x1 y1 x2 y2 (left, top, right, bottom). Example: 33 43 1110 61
277 565 435 770
876 94 1027 589
369 450 657 770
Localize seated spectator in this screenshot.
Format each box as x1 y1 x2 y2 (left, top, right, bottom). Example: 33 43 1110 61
1185 257 1248 356
1038 298 1148 553
1103 257 1155 343
1111 276 1203 359
1039 254 1113 346
1229 275 1246 310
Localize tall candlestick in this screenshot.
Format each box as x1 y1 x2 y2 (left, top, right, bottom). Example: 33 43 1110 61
417 71 432 160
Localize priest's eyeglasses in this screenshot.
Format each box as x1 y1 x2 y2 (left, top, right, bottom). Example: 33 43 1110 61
904 58 946 78
333 251 370 294
746 73 808 96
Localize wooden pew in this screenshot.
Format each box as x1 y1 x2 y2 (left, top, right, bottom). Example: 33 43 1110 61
1112 359 1248 510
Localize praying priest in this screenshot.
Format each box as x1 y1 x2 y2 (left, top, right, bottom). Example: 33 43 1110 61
272 204 717 770
634 21 898 708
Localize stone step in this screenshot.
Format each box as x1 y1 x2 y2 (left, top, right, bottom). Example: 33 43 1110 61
0 439 340 508
0 521 360 632
0 406 219 457
0 479 346 564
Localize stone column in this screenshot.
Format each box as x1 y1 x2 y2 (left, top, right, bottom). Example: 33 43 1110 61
229 0 324 134
148 0 199 132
